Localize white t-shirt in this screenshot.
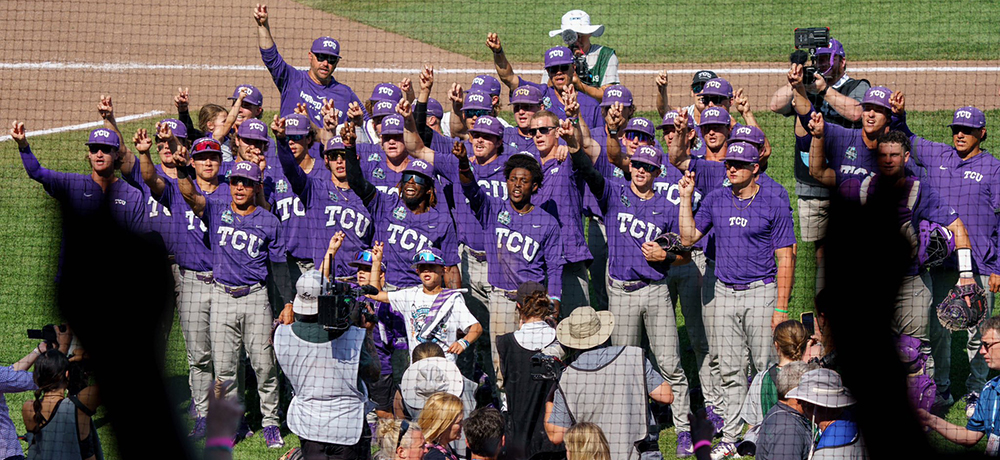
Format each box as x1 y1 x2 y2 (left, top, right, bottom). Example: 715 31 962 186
388 287 479 361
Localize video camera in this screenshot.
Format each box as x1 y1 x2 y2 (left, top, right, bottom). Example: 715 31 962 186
792 27 831 85
560 29 595 86
317 281 378 332
530 353 565 381
27 324 65 349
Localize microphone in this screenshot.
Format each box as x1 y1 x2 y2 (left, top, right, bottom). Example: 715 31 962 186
561 29 578 47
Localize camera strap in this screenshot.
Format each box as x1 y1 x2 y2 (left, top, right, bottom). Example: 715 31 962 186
419 289 467 341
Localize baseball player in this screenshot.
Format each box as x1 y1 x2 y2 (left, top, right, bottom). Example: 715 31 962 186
445 74 513 139
571 142 695 456
505 85 546 152
891 101 1000 413
678 142 796 457
174 153 291 447
254 4 364 129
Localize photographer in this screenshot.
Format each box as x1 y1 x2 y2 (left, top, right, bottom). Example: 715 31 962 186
273 269 381 460
769 35 870 294
547 9 620 100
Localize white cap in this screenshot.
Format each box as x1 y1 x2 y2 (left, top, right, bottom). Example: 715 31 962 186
549 10 605 38
292 269 324 315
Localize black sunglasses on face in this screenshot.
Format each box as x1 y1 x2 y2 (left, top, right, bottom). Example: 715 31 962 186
464 109 490 118
402 173 430 187
691 82 705 93
314 54 340 64
324 150 346 160
632 162 659 173
525 126 556 137
546 64 571 75
230 177 259 188
513 104 539 113
701 95 729 105
952 126 977 136
89 145 114 154
287 134 308 142
624 131 653 144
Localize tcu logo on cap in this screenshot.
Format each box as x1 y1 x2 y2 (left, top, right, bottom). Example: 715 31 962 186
632 119 649 127
705 108 720 117
956 110 973 119
698 72 712 79
384 117 401 126
548 49 564 58
638 146 655 156
869 89 887 99
286 118 300 127
411 160 428 169
735 126 752 135
236 162 253 171
376 101 393 110
706 81 722 89
239 86 254 95
480 118 493 126
730 144 745 154
608 89 623 98
378 86 395 96
323 40 337 49
469 94 485 103
515 88 529 96
332 136 342 143
94 129 110 138
165 120 178 130
473 77 485 86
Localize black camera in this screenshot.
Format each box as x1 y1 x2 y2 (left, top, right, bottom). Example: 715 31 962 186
560 30 595 86
530 353 565 381
317 282 378 332
27 324 64 347
793 27 830 85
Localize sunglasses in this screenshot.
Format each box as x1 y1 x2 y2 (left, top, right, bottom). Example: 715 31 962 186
951 126 978 136
632 162 659 173
624 131 653 144
463 109 490 118
314 53 340 64
401 173 431 187
691 82 706 94
546 64 571 75
470 132 497 140
412 251 444 265
241 138 268 148
724 160 754 170
88 145 115 154
287 134 308 142
355 250 374 264
983 340 1000 353
230 177 259 188
324 149 346 160
700 95 729 105
525 126 556 137
155 137 173 144
513 103 540 113
397 420 410 450
193 139 222 153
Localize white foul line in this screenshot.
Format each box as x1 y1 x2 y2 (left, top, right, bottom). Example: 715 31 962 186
1 61 998 75
0 110 165 142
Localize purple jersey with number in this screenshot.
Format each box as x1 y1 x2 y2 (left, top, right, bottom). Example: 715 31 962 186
516 77 603 130
158 180 232 272
437 150 513 252
597 178 679 282
272 142 332 261
357 144 410 196
462 181 564 296
524 151 592 265
694 183 796 285
367 191 459 288
260 45 365 129
202 199 286 286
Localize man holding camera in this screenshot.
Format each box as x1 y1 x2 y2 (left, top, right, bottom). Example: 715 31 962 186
274 269 381 460
546 10 620 101
769 35 870 294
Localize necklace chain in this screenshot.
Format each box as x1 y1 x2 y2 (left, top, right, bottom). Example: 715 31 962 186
732 184 760 211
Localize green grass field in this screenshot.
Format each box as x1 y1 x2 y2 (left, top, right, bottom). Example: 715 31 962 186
295 0 1000 63
1 107 996 458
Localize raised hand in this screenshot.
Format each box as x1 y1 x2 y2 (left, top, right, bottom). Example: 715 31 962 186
396 99 413 119
293 102 309 117
485 33 502 52
133 128 153 153
156 121 174 141
678 170 695 198
419 65 434 92
562 85 580 119
673 109 690 133
371 241 384 263
346 101 363 123
787 64 804 89
253 3 268 26
328 231 346 252
399 78 414 100
557 118 575 140
807 112 825 137
172 144 190 166
340 122 357 147
655 70 668 91
270 114 286 138
10 121 28 148
451 140 467 161
890 91 906 114
98 95 114 120
448 83 464 104
174 87 190 111
733 88 750 114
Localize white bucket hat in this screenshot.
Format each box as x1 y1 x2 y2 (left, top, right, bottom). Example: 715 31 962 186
400 357 465 410
548 10 605 38
556 307 614 350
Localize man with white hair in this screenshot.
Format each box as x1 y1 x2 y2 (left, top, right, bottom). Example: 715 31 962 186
546 10 619 102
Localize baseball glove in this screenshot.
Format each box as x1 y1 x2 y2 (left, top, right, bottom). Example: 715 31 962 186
655 232 690 254
937 282 988 331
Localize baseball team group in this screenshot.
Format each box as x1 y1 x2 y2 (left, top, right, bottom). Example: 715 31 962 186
9 4 1000 460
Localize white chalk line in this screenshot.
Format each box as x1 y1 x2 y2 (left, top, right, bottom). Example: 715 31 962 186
1 61 999 74
0 110 165 142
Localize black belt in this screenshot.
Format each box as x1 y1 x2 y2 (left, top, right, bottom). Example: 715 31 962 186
724 277 775 291
179 268 214 284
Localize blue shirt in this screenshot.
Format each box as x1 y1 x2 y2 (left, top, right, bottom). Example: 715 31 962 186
0 366 37 458
968 376 1000 438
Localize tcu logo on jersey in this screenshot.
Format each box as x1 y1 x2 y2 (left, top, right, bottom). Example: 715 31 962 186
113 198 127 206
735 126 752 136
478 179 509 200
275 197 305 221
376 101 393 111
384 116 401 126
93 129 111 138
411 159 429 169
548 49 565 59
964 171 984 182
706 80 722 89
377 86 395 96
325 206 371 237
185 210 208 232
616 213 662 241
704 108 721 118
495 228 540 261
473 77 486 86
286 118 300 127
468 93 485 104
869 89 887 99
729 217 748 227
956 110 973 119
632 118 649 127
386 223 432 252
607 89 623 98
216 226 264 257
323 40 337 50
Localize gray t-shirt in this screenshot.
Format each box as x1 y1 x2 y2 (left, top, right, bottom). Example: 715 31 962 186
756 401 813 460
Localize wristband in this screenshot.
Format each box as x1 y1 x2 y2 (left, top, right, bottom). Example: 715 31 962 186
774 308 789 314
568 117 580 126
205 437 234 450
607 129 618 137
693 440 712 451
458 339 470 349
957 247 973 275
549 296 560 303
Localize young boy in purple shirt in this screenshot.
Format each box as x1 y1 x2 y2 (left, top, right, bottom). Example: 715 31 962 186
174 157 291 448
678 142 796 456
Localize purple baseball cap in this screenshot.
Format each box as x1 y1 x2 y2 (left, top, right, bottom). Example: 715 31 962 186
600 84 633 107
698 78 733 98
630 145 663 167
284 113 311 136
228 84 264 107
623 117 655 138
372 100 397 118
698 107 732 127
86 128 120 149
238 119 269 141
159 118 188 140
949 106 986 129
470 75 502 98
380 114 405 136
544 46 574 68
817 38 846 57
410 247 446 270
658 110 696 130
463 91 492 112
469 116 503 138
370 83 402 103
427 98 444 119
510 85 544 105
403 158 435 181
311 36 341 57
862 86 893 110
730 124 766 146
725 142 759 163
229 161 261 182
324 136 345 152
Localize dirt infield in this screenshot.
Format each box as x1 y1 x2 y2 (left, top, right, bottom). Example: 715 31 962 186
2 0 997 133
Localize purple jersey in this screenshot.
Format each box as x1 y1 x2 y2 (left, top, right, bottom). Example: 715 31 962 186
503 126 535 153
841 174 959 276
276 141 374 277
437 149 512 252
158 180 232 272
367 191 459 288
272 143 330 261
597 178 679 282
363 295 407 376
357 144 410 196
516 77 603 130
694 183 796 285
202 199 287 286
526 152 592 265
260 45 365 128
121 161 179 254
20 146 147 234
462 181 564 296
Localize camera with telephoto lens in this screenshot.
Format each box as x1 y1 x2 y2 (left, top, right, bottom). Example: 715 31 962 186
530 353 565 381
560 29 595 86
27 324 64 349
317 282 378 332
792 27 830 86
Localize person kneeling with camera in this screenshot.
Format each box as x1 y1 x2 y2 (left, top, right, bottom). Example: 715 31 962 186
273 269 381 460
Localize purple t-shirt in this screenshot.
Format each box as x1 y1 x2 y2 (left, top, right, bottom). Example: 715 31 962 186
357 144 412 196
516 77 603 130
462 181 563 296
260 45 365 128
362 295 407 375
202 199 287 287
694 183 796 285
524 149 592 265
437 149 513 252
158 180 232 272
0 366 35 459
367 191 460 288
596 178 679 282
503 126 535 153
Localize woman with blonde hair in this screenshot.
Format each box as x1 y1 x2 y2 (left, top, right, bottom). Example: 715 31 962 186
417 392 464 460
564 422 611 460
375 418 426 460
